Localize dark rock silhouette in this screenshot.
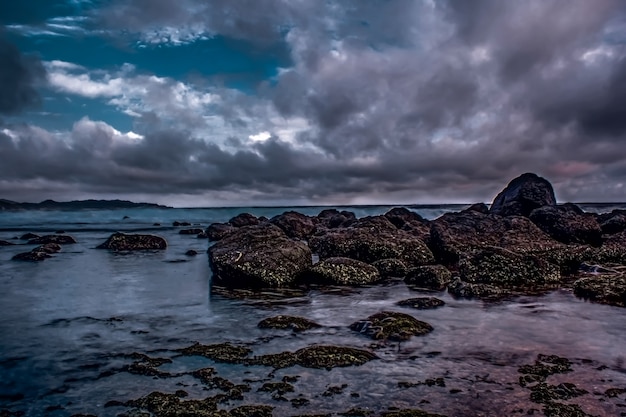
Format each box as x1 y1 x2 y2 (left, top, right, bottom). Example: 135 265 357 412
490 173 556 217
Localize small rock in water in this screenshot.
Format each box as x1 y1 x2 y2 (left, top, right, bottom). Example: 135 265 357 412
397 297 445 310
97 232 167 251
185 250 198 257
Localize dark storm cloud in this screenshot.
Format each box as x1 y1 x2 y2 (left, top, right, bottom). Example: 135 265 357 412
5 0 626 204
0 36 46 114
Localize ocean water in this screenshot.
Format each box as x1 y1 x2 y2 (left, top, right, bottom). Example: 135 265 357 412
0 205 625 416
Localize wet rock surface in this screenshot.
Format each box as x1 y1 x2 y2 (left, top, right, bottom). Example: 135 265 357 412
490 172 556 217
529 204 602 247
405 265 451 290
304 257 381 286
97 232 167 251
270 211 317 240
397 297 445 310
28 234 77 245
257 315 322 332
350 311 434 341
12 243 61 261
208 224 312 288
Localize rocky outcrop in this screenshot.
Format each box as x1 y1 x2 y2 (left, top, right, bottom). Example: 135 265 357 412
593 231 626 264
316 209 356 229
405 265 452 290
529 204 602 247
97 233 167 251
303 257 381 285
372 258 408 278
206 223 236 241
269 211 317 240
490 173 556 217
28 234 77 245
574 274 626 307
12 243 61 261
310 216 434 267
598 209 626 234
208 224 311 288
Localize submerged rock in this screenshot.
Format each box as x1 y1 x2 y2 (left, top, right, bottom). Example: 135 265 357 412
397 297 445 310
490 172 556 217
28 234 76 245
293 345 378 369
405 265 452 290
208 224 312 288
257 315 322 332
350 311 433 341
304 257 381 286
20 232 40 240
179 342 252 364
96 233 167 251
12 243 61 262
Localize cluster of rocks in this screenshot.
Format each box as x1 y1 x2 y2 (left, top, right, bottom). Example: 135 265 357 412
207 173 626 307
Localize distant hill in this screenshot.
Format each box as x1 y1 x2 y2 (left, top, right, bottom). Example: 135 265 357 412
0 199 169 210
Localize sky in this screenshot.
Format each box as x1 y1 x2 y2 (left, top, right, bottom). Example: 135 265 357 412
1 0 626 207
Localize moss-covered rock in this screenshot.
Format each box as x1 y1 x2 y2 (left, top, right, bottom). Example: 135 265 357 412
96 233 167 251
257 315 321 332
405 265 452 290
27 234 77 245
447 278 510 299
206 223 237 242
178 342 252 364
304 257 381 285
529 382 588 404
573 274 626 307
349 311 433 341
371 258 408 278
397 297 445 310
125 391 221 416
270 211 317 240
208 224 312 288
293 345 378 369
12 243 62 261
542 402 593 417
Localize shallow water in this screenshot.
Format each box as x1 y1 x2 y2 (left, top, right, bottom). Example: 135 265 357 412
1 206 625 416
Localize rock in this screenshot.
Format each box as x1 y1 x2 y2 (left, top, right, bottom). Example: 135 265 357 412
350 311 433 341
405 265 452 290
20 232 40 240
270 211 317 240
185 250 198 256
598 209 626 234
257 315 322 331
206 223 236 241
96 233 167 251
529 204 602 247
593 230 626 264
179 228 204 235
172 221 191 226
317 209 356 228
303 257 381 285
447 278 510 299
0 240 14 246
310 218 434 267
372 258 408 278
381 410 446 417
228 212 260 227
465 202 490 214
384 207 427 229
397 297 445 310
573 274 626 307
292 345 378 369
196 231 208 239
490 173 556 217
28 235 77 245
459 246 560 288
208 224 311 288
12 243 61 261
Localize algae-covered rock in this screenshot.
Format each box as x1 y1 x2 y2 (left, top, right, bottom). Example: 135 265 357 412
12 243 61 261
97 232 167 251
397 297 445 310
229 405 273 417
294 345 377 369
447 278 510 299
529 382 588 404
270 211 317 239
350 311 433 341
309 219 434 267
304 257 381 285
178 342 252 364
405 265 452 290
372 258 408 278
125 391 221 416
208 224 312 288
573 274 626 307
28 234 77 245
529 204 602 247
258 315 321 332
459 246 560 288
206 223 237 241
542 402 593 417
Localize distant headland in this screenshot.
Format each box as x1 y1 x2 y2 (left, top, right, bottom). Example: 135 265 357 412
0 199 169 211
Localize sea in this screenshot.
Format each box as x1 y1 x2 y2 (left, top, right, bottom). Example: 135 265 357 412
1 204 625 416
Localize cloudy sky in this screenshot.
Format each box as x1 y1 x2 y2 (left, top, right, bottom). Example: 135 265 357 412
1 0 626 206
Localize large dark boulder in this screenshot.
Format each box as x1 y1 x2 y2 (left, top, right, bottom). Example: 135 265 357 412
310 216 434 267
208 224 311 288
529 204 602 247
303 257 380 285
598 209 626 235
384 207 431 241
490 173 556 217
228 213 260 228
316 209 356 229
97 233 167 251
28 235 76 245
270 211 317 240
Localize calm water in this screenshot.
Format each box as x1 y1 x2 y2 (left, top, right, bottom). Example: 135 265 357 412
1 205 625 416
